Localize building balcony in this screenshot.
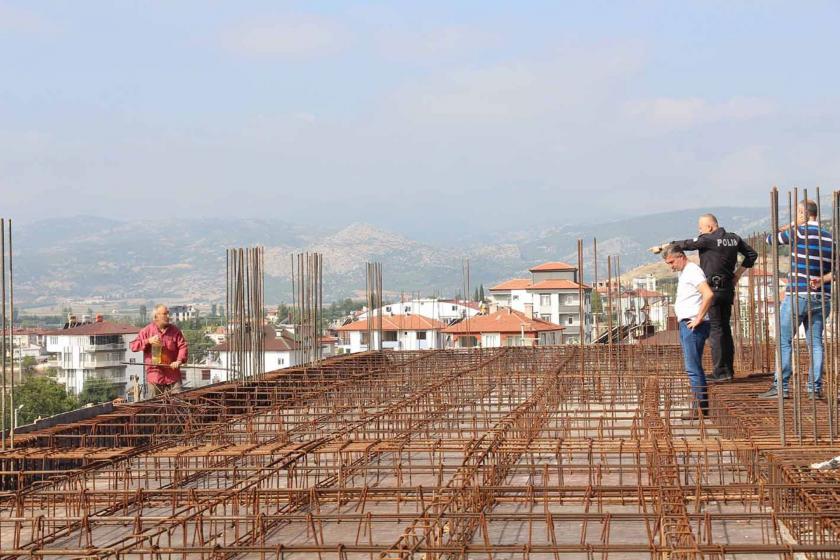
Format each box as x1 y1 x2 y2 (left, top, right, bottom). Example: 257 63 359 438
83 343 126 351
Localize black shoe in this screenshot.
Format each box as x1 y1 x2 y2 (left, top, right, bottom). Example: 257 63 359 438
758 387 788 399
707 373 733 384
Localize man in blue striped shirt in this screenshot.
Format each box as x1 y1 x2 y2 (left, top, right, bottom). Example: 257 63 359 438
760 199 833 399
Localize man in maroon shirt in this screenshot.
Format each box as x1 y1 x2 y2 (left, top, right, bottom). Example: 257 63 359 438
130 305 188 397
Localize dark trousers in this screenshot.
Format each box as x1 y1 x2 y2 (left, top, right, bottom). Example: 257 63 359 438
708 290 734 377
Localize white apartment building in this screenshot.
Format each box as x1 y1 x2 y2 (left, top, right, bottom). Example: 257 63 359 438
736 268 779 338
336 315 447 354
169 305 198 323
44 321 143 396
488 262 593 344
357 298 480 324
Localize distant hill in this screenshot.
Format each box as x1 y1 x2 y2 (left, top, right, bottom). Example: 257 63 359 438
12 207 772 309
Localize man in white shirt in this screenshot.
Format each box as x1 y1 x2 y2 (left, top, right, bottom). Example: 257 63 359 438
663 245 715 420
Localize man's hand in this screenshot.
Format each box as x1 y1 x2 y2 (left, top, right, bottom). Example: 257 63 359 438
170 361 182 370
810 277 827 291
649 245 664 254
148 335 161 346
687 316 704 330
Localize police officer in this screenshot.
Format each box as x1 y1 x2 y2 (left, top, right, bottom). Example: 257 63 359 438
651 214 758 382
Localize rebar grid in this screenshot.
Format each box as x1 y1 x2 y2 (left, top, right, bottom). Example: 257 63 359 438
0 346 839 559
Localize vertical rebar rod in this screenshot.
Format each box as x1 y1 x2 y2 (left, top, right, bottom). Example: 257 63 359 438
577 240 584 377
770 187 785 444
790 188 802 440
7 220 13 448
1 218 6 450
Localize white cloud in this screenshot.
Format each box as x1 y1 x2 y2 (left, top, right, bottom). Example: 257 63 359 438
221 15 346 58
388 44 646 121
624 96 777 129
377 25 499 60
0 4 57 35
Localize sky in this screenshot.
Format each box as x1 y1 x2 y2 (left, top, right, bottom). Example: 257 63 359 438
2 1 840 241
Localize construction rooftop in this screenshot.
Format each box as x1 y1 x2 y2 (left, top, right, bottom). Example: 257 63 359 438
0 344 839 559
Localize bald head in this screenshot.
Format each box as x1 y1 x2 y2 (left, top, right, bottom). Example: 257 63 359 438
698 214 719 235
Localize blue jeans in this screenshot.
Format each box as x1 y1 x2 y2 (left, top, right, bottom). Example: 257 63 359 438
777 294 830 392
679 320 710 411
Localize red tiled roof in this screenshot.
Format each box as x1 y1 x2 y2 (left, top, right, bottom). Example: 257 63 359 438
337 315 447 332
13 327 50 335
443 309 564 334
529 261 577 272
42 321 139 336
489 279 532 291
530 279 591 290
491 279 589 291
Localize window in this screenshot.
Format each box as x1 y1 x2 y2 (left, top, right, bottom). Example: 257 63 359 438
451 305 457 311
385 306 391 312
404 306 411 313
417 331 427 340
512 295 519 301
541 315 551 322
568 317 574 325
564 295 579 306
49 337 58 345
277 357 285 366
201 369 211 380
540 294 551 307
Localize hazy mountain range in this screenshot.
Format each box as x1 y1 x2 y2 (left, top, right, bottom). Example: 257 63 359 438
12 207 772 309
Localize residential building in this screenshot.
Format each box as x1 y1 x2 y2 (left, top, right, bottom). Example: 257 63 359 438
336 315 447 354
206 326 302 385
357 298 480 324
488 261 592 343
43 320 142 396
206 326 226 345
443 308 564 348
735 268 779 339
11 328 49 362
170 305 198 323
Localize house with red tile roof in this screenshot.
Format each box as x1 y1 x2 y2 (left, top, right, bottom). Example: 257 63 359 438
206 325 302 383
443 308 564 348
488 261 592 343
43 320 142 396
336 315 447 353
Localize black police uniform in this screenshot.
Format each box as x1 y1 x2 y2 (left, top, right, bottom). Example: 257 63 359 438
671 228 758 380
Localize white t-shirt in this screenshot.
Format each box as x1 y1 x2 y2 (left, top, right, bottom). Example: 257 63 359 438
675 262 707 321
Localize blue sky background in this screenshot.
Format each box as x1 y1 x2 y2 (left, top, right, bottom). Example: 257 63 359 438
2 1 839 240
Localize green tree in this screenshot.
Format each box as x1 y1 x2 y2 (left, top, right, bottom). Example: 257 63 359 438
139 304 148 324
78 377 121 406
182 328 214 362
590 290 603 314
479 284 485 302
473 287 480 301
11 377 79 426
21 356 37 377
